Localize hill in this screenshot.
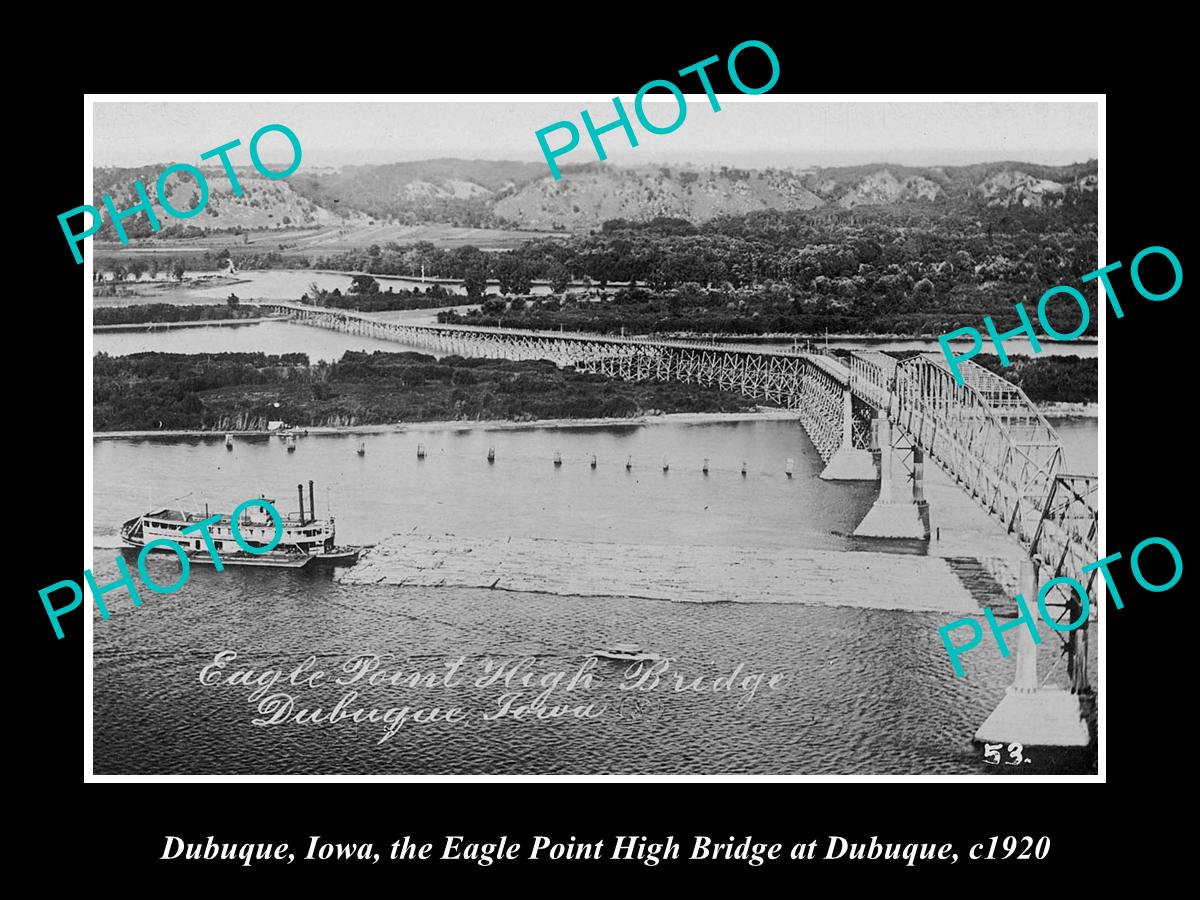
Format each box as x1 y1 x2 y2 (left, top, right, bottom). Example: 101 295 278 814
92 165 340 238
490 160 1098 229
90 158 1098 237
288 159 549 228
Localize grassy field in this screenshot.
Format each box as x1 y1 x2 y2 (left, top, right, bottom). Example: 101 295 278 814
95 222 565 262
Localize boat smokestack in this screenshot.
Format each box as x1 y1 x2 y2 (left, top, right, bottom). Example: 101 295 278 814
298 483 305 523
309 480 315 520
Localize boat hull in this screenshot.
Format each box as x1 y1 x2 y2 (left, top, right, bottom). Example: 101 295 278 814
591 651 664 662
125 536 357 568
310 547 362 565
190 551 313 568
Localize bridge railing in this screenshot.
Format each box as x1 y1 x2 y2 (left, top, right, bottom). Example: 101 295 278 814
266 303 818 359
890 354 1092 572
847 350 896 410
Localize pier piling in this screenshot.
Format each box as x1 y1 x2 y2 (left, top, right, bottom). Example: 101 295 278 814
975 557 1090 748
820 388 878 481
852 413 929 540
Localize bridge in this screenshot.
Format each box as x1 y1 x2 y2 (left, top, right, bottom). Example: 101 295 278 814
265 302 1098 726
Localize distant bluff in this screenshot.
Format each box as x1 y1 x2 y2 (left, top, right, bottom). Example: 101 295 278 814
92 158 1098 235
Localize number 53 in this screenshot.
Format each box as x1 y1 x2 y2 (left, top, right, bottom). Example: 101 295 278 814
983 742 1026 765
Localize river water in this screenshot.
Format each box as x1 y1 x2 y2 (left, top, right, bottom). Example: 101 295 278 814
91 415 1097 775
94 319 431 362
98 268 551 302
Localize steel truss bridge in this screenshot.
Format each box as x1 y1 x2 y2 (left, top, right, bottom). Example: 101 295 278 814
265 302 1098 692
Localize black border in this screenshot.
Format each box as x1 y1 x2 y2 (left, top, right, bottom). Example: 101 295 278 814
21 26 1183 882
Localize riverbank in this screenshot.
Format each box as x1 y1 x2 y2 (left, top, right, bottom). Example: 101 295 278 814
93 316 281 332
1040 402 1099 418
94 274 248 296
92 409 803 439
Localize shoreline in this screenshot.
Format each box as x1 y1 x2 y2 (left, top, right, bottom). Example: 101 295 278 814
92 409 804 439
1039 402 1099 418
93 316 281 332
95 274 250 292
93 403 1097 440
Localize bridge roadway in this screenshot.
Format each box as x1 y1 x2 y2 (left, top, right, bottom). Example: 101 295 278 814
265 301 1097 690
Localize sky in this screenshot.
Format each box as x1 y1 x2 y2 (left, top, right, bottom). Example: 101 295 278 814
93 99 1099 171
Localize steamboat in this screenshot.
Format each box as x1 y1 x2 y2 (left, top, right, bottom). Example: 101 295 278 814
119 480 361 568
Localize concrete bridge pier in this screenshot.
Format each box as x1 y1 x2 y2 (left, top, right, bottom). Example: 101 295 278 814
820 389 877 481
852 413 929 539
975 558 1090 749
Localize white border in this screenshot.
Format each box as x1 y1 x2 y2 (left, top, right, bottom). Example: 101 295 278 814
83 93 1105 783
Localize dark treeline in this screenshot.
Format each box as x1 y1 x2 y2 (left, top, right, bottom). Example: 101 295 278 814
441 284 1083 337
94 303 264 326
93 351 754 432
880 351 1096 404
313 200 1097 336
95 247 313 278
972 353 1097 404
303 275 459 312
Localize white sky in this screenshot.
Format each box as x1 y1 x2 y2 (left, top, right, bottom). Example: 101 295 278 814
93 100 1098 171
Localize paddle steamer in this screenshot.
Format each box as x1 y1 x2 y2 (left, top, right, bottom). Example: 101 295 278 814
120 481 360 567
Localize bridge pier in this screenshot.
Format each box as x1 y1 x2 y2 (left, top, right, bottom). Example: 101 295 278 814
852 413 929 540
820 389 877 481
974 558 1090 748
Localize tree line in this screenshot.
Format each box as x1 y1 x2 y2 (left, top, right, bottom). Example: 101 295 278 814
93 302 264 326
313 200 1097 336
92 350 753 431
302 276 461 311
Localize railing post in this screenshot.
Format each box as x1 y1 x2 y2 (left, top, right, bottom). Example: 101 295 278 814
853 410 929 540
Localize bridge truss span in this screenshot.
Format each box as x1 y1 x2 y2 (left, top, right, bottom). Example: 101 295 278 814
265 302 860 464
268 302 1095 595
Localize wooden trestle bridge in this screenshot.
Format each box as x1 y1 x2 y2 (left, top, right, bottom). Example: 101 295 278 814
265 302 1098 695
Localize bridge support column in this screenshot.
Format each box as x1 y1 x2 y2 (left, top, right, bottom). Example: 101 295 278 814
975 558 1090 749
852 414 929 540
820 389 877 481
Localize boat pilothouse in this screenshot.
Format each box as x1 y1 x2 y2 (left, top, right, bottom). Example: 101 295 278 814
120 480 360 566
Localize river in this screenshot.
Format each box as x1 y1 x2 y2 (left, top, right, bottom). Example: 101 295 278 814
90 416 1097 775
97 268 553 302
